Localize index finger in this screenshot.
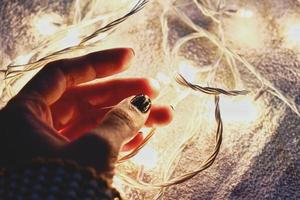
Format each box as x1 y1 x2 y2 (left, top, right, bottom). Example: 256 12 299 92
19 48 134 105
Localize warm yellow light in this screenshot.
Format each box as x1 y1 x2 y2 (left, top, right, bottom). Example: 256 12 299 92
178 60 199 82
224 8 266 49
84 32 108 45
279 15 300 50
156 72 171 85
6 2 271 198
112 176 124 189
112 176 125 196
14 53 33 65
131 146 158 170
220 96 259 124
238 9 254 18
285 23 300 44
148 78 161 92
34 14 60 36
61 29 81 47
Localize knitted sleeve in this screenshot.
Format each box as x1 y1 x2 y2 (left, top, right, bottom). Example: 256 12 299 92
0 158 122 200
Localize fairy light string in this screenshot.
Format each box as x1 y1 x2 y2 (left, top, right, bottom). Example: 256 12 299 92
4 0 148 77
0 0 149 104
5 0 298 199
113 0 252 196
115 74 248 192
0 0 250 194
117 128 157 164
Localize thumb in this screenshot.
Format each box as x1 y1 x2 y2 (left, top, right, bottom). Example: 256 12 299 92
59 94 151 173
93 94 151 151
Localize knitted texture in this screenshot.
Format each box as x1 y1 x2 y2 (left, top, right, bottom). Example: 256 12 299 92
0 158 121 200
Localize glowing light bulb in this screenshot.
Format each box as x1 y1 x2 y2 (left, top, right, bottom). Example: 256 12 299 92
156 72 171 85
225 8 265 48
61 29 81 47
34 14 60 36
149 78 161 92
14 53 33 65
285 23 300 44
112 176 125 195
238 9 254 18
280 16 300 49
112 176 123 189
131 146 158 170
220 96 259 124
178 60 199 82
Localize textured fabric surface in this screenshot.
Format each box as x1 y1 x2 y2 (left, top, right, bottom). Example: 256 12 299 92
0 158 120 200
0 0 300 199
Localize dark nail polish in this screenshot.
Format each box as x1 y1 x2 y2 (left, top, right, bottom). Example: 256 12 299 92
131 94 151 113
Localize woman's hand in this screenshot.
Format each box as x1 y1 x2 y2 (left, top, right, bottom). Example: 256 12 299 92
0 48 173 173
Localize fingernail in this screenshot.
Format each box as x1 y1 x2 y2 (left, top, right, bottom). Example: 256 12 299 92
131 94 151 113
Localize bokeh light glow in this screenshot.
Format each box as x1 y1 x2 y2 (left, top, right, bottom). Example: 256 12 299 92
2 0 297 199
220 96 259 124
131 146 158 170
33 13 61 36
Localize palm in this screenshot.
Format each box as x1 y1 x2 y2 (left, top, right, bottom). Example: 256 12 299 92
0 48 172 170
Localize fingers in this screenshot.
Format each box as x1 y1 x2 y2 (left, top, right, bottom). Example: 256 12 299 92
59 95 151 172
83 78 160 107
58 104 173 142
145 105 173 127
51 78 160 130
121 105 173 151
94 94 151 149
121 132 143 151
18 48 134 105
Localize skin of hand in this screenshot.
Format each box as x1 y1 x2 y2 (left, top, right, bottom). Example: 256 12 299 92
0 48 173 174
